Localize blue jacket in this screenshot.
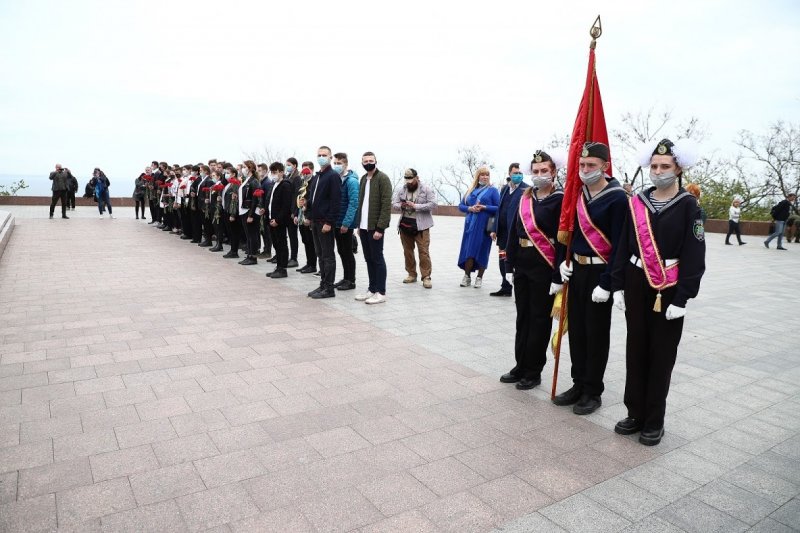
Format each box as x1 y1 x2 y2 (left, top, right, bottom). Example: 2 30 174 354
336 170 359 228
493 181 530 249
308 166 341 225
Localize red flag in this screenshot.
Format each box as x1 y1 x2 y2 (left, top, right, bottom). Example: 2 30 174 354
558 47 610 243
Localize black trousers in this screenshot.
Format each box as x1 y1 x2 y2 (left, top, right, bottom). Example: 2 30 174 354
725 220 743 244
299 223 317 268
49 191 67 217
334 229 356 283
270 223 289 268
566 262 613 396
67 191 76 209
623 264 683 430
135 199 146 218
241 214 260 257
261 218 273 255
288 221 299 260
226 214 240 253
312 221 336 290
191 209 205 242
513 262 556 379
148 198 157 221
498 253 512 292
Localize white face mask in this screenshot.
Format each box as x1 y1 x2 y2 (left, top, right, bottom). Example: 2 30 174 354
650 171 677 190
579 169 604 185
532 176 552 190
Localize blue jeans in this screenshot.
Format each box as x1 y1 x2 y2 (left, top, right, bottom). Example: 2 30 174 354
359 229 386 294
765 220 786 247
97 190 112 214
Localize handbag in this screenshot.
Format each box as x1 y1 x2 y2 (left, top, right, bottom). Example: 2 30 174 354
398 216 418 236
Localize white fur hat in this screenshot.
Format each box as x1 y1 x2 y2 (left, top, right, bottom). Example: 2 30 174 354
637 138 700 169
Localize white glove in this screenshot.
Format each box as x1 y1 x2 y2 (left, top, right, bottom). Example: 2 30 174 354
591 286 610 303
613 291 625 312
549 283 563 296
559 261 573 283
665 304 686 320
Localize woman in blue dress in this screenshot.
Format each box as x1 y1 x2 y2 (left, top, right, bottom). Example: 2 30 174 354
457 167 500 288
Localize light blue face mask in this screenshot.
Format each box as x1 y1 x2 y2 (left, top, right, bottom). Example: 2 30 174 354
332 164 344 175
286 165 294 174
511 173 524 185
317 156 330 168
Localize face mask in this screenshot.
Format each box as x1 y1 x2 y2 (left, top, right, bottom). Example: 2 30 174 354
532 176 552 189
363 162 376 172
317 156 330 168
478 177 489 186
332 164 344 175
649 171 677 190
579 169 604 185
224 172 230 178
510 173 524 185
285 165 294 174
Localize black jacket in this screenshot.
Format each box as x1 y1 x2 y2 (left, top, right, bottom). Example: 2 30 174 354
239 176 258 218
49 169 74 192
611 188 706 308
771 199 794 222
308 166 341 225
505 190 566 284
494 182 530 249
267 179 294 225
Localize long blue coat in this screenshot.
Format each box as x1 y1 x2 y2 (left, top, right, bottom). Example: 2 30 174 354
457 185 500 271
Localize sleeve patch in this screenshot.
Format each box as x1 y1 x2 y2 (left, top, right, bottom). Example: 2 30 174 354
693 220 705 241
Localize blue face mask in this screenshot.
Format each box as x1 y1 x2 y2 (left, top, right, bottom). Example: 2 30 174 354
285 165 294 174
332 164 344 175
511 173 524 185
317 156 330 168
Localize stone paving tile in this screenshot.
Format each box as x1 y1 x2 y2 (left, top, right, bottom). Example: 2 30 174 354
0 493 57 533
358 471 438 516
656 495 749 533
410 456 487 497
421 490 500 533
298 487 384 533
57 477 137 528
128 463 206 506
19 414 82 443
540 493 632 533
230 506 315 533
89 444 160 482
177 483 261 532
18 458 93 499
54 428 119 462
100 499 189 533
0 439 53 473
0 471 16 504
471 474 553 522
115 418 178 448
152 433 219 466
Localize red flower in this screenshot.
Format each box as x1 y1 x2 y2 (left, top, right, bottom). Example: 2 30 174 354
179 184 187 189
228 178 241 186
143 176 153 182
211 183 224 192
189 176 197 181
155 180 164 187
253 189 265 198
159 182 169 188
201 187 211 193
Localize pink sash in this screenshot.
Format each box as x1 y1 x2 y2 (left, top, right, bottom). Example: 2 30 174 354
519 195 556 268
630 196 679 290
576 195 612 263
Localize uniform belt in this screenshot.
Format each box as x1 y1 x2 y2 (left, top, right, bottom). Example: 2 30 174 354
519 237 555 248
573 253 605 265
630 255 678 268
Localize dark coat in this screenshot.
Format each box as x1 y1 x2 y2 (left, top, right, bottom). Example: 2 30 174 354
308 166 341 226
49 169 73 192
505 190 566 284
493 182 530 249
268 179 294 225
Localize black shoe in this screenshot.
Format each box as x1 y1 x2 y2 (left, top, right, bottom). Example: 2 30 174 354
287 259 299 268
313 271 321 277
308 287 323 298
337 280 356 291
298 265 317 274
311 289 335 299
135 217 139 220
573 394 602 415
180 235 193 240
191 239 201 244
739 242 747 245
223 252 240 259
639 427 664 446
268 256 278 263
614 417 643 435
490 289 512 297
764 241 769 248
238 257 254 265
62 215 69 219
268 269 287 279
516 376 541 390
148 220 156 224
552 385 582 406
725 242 732 245
209 245 223 252
499 372 520 384
777 247 788 250
198 241 212 247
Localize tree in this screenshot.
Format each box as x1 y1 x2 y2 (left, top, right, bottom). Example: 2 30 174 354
242 145 293 166
431 145 494 205
0 179 29 196
735 121 800 200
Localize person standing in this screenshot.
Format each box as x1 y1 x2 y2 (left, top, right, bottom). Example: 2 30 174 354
611 138 706 446
490 163 529 296
285 157 302 268
332 153 359 291
308 146 341 299
392 168 437 289
354 151 392 304
196 166 215 247
457 167 500 288
238 161 260 265
725 198 746 245
554 142 627 415
265 162 294 278
133 171 148 220
502 150 565 390
257 163 274 260
764 193 797 250
67 171 79 210
48 164 72 219
222 168 241 259
91 168 114 219
296 163 317 274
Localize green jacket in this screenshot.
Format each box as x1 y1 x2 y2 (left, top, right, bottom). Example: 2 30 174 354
355 170 392 231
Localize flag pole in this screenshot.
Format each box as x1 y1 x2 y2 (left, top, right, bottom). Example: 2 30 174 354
550 16 603 401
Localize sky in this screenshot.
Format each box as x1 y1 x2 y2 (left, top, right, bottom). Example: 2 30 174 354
1 0 798 194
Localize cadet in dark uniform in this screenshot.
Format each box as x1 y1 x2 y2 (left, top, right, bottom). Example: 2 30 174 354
223 168 241 259
238 161 261 265
611 138 705 446
554 142 628 415
503 150 566 389
196 166 214 247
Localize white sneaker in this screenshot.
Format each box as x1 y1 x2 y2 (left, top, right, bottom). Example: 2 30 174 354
365 293 386 305
110 214 115 219
99 215 103 219
355 291 374 302
460 275 471 287
474 277 483 288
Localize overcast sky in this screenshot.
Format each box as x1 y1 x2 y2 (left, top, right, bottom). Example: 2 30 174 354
1 0 798 186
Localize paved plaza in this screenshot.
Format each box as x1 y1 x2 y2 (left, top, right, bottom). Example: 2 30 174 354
0 205 798 532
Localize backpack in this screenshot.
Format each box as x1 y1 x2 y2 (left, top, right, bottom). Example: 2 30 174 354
770 203 780 219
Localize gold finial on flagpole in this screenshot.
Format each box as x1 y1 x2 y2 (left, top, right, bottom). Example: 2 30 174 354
590 15 602 49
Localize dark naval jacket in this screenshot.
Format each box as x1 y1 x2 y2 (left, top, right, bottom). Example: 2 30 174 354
505 189 566 284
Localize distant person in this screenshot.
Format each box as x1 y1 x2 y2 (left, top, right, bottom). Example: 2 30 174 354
295 162 317 274
457 167 500 288
785 213 800 244
284 157 302 268
764 193 797 250
354 151 392 304
725 198 746 245
133 170 148 220
265 162 294 279
332 152 359 291
490 163 529 297
67 172 79 210
307 146 341 299
90 168 114 219
48 164 72 219
392 168 437 289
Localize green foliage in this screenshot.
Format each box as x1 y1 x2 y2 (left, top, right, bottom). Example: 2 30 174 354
692 176 771 221
0 179 29 196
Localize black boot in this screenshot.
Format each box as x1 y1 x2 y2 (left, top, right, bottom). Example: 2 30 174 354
552 385 582 406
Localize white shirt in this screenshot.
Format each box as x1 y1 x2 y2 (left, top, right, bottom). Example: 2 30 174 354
269 178 281 217
359 176 371 230
239 176 252 215
729 206 741 223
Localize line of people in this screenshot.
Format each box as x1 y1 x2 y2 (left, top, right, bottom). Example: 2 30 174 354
135 148 437 305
